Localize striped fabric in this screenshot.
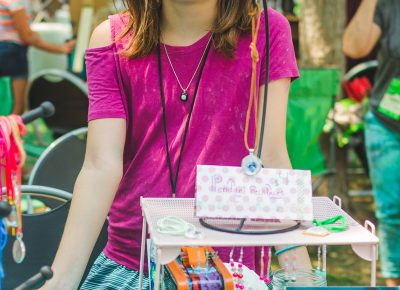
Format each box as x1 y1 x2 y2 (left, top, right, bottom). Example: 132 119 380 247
0 0 29 43
81 252 273 290
80 252 150 290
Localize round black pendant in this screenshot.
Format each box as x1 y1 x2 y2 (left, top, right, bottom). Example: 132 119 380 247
180 91 188 102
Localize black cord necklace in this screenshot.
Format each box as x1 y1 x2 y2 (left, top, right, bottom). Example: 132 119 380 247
157 37 213 198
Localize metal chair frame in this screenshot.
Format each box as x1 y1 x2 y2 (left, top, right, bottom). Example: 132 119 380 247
2 185 72 202
342 60 378 82
28 69 88 96
26 127 87 213
28 127 88 186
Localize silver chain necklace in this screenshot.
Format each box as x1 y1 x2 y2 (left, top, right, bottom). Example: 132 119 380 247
162 34 213 102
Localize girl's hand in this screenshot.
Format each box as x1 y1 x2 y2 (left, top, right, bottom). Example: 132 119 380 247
59 39 76 54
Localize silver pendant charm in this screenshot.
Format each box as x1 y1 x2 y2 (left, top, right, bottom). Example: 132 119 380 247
241 150 262 176
12 234 26 264
180 91 188 102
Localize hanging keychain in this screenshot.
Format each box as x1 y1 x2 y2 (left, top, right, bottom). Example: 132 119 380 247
260 246 272 284
237 247 245 289
229 247 245 290
242 4 263 176
260 247 265 281
0 119 10 195
1 117 19 230
1 117 21 262
7 115 27 263
265 247 272 283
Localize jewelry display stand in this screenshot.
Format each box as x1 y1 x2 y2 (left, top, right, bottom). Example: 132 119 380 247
138 196 379 289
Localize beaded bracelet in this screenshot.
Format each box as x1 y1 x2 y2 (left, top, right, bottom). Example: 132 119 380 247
274 245 302 256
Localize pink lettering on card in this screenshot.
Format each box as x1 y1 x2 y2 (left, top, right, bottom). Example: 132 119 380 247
195 165 313 221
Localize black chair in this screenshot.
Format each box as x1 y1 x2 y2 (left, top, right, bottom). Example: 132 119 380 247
26 127 87 212
28 127 87 194
27 69 88 138
2 185 108 289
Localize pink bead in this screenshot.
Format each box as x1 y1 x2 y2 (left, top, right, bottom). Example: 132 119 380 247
233 272 238 278
238 263 243 268
265 277 272 283
260 275 265 280
238 273 243 279
230 262 234 267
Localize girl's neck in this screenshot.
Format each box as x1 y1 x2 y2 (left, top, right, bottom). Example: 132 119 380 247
160 0 217 46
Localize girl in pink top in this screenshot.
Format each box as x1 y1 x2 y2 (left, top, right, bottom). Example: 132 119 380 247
43 0 311 289
0 0 75 114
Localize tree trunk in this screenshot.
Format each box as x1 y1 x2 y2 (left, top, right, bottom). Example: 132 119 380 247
299 0 346 68
298 0 350 206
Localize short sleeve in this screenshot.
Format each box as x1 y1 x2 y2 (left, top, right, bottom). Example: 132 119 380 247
260 8 299 84
85 45 127 121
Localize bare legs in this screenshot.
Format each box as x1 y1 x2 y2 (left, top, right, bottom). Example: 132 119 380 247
11 78 28 115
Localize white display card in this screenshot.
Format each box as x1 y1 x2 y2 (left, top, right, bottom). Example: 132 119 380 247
195 165 313 221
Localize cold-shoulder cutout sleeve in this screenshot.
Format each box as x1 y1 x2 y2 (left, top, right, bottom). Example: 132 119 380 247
89 19 113 50
85 45 126 121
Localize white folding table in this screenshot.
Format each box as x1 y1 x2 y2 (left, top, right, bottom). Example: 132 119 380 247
139 196 379 289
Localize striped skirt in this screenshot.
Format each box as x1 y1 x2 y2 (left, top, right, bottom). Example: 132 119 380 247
80 252 150 290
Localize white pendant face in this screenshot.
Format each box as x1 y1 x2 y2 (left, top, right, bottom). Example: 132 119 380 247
180 92 188 102
12 237 26 264
241 152 262 176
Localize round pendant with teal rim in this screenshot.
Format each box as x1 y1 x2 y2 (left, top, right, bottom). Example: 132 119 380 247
180 91 188 102
241 150 262 176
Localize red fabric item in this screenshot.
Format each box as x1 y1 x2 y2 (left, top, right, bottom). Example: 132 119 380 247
344 76 372 102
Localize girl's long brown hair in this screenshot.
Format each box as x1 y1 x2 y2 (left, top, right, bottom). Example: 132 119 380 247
120 0 259 58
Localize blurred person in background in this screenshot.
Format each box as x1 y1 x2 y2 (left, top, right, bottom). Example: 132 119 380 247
0 0 75 115
343 0 400 286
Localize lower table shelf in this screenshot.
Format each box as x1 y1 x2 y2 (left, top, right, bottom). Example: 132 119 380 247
139 196 379 289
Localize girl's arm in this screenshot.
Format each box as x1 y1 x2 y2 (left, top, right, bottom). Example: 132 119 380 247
258 79 313 270
258 80 291 168
12 8 75 54
342 0 381 59
42 119 126 290
42 21 124 289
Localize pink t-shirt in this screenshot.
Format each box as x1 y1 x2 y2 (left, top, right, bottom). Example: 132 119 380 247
85 8 299 272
